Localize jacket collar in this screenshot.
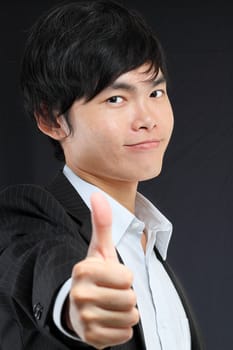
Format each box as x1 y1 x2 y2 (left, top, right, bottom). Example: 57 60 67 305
46 169 92 244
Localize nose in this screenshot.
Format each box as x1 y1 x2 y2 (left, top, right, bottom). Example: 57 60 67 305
131 102 157 131
132 116 156 130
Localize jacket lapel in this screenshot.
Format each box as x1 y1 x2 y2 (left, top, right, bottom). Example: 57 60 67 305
46 170 92 244
154 247 204 350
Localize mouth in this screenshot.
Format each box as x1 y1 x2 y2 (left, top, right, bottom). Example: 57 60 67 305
124 140 161 150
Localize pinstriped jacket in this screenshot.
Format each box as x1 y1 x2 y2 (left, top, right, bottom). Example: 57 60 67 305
0 171 204 349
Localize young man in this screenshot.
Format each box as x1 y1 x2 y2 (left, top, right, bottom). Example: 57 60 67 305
0 1 203 349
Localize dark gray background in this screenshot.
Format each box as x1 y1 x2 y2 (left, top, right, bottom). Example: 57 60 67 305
1 1 233 349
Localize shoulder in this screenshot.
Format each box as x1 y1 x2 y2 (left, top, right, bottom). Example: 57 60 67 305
0 182 57 199
0 183 65 218
0 183 79 241
0 173 91 243
0 183 54 203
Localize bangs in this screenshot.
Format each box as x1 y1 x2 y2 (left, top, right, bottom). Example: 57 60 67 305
84 32 164 101
21 1 167 117
56 5 166 111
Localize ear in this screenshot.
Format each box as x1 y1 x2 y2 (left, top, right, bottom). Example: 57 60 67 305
35 113 69 141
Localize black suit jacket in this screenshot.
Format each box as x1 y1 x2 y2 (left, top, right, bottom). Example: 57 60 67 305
0 171 204 349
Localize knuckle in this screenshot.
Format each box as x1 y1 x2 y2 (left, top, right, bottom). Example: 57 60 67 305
122 289 137 309
122 267 134 287
84 328 104 349
131 307 140 325
72 261 90 279
70 285 84 303
127 268 134 285
122 327 134 342
79 308 96 324
124 307 139 327
127 289 137 307
70 285 94 306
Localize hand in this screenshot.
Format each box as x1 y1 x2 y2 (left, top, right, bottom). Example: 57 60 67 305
67 192 139 349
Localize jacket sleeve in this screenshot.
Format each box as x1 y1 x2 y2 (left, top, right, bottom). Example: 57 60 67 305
0 184 94 349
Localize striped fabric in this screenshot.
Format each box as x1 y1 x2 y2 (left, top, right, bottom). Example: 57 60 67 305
0 171 204 349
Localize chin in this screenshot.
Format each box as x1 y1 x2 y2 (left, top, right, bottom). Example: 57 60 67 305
136 166 163 182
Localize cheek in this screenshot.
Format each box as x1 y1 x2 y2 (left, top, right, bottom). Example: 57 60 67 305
163 103 174 135
169 112 174 135
93 121 124 147
75 120 123 157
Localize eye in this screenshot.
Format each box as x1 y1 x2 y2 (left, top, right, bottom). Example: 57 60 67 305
106 96 124 104
150 90 164 98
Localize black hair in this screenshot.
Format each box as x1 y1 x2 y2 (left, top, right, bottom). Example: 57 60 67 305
20 0 167 161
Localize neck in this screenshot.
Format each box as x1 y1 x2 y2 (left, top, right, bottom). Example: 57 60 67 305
97 180 138 213
71 168 138 213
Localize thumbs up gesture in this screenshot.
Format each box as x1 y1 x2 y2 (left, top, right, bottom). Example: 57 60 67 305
67 193 139 349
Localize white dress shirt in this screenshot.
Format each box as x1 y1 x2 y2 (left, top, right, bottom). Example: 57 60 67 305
53 165 191 350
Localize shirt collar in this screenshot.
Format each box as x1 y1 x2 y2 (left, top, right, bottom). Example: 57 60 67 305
63 165 172 260
135 192 172 260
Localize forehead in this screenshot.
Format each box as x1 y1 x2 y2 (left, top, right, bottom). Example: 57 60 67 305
107 63 164 89
81 63 164 104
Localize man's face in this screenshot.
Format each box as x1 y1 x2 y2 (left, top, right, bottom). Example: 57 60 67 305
62 63 174 186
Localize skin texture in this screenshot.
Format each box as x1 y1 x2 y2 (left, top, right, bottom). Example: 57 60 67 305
37 63 174 348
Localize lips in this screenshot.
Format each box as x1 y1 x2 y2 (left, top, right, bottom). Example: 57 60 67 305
125 140 161 150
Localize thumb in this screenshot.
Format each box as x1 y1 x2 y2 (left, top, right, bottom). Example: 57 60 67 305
87 192 118 261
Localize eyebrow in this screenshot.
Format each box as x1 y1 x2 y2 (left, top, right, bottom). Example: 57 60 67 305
108 75 166 92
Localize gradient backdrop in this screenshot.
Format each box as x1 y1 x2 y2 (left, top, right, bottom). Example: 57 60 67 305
1 1 233 349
